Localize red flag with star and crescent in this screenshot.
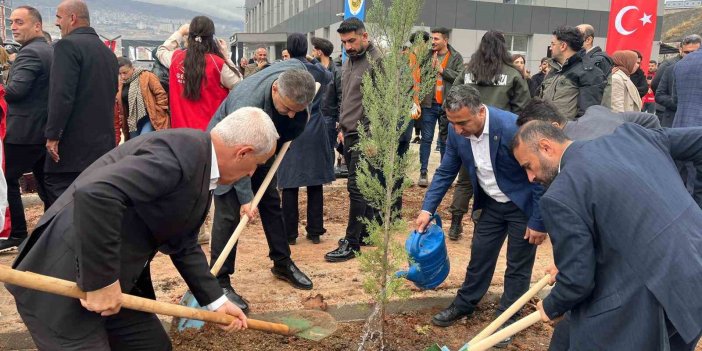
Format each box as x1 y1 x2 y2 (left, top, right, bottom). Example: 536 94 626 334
605 0 657 75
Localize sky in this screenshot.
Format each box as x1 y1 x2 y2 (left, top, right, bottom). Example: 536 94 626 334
138 0 247 22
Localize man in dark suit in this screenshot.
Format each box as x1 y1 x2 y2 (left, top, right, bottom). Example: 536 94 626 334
415 85 546 347
44 0 118 206
6 108 278 350
207 63 316 312
0 6 52 252
513 122 702 350
673 47 702 206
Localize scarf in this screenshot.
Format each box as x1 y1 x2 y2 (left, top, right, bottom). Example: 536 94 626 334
124 68 147 132
611 50 637 76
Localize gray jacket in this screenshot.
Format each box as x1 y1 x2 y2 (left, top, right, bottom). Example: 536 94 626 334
339 43 382 136
207 59 310 203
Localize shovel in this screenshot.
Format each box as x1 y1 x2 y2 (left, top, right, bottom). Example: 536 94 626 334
177 141 291 330
0 265 337 341
467 274 551 345
460 311 542 351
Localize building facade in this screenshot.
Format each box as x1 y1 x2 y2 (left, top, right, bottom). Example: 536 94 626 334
244 0 665 74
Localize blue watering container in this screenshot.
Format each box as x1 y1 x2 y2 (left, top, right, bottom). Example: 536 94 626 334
397 214 450 290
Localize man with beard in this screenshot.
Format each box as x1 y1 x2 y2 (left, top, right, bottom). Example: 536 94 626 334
512 121 702 350
324 17 384 262
416 27 464 187
415 84 546 347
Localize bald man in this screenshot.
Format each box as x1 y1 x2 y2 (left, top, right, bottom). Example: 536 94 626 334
44 0 118 205
576 24 613 77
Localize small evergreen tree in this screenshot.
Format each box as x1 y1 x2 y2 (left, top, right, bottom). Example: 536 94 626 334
355 0 436 349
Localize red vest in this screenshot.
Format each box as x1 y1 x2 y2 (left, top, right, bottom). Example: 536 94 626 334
169 50 229 131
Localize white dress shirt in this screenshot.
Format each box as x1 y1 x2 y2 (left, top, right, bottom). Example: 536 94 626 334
205 143 228 311
467 106 510 203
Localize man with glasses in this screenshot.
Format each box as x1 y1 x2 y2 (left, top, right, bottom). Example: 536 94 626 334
540 26 605 120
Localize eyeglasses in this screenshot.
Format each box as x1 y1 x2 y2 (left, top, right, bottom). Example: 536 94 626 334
682 50 697 54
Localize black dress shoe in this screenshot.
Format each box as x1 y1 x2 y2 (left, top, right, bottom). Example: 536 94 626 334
0 236 25 253
493 324 514 348
271 262 313 290
306 234 321 244
431 304 472 327
222 287 250 314
325 239 359 262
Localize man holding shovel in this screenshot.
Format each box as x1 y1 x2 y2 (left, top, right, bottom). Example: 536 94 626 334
207 64 317 313
513 121 702 350
6 108 279 350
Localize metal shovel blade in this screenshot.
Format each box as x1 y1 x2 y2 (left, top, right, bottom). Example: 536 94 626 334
174 292 337 341
263 309 338 341
175 290 205 331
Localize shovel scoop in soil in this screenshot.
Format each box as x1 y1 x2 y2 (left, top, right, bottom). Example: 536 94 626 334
174 300 337 342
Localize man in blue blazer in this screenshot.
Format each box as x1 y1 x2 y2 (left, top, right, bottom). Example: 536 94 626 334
513 122 702 350
416 85 546 341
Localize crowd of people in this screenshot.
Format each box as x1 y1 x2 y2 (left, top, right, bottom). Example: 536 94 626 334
0 0 702 349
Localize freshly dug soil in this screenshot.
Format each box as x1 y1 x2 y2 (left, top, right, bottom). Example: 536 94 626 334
171 304 553 351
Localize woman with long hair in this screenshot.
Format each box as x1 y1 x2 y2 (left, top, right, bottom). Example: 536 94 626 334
455 31 530 112
608 50 642 113
156 16 241 130
116 57 169 140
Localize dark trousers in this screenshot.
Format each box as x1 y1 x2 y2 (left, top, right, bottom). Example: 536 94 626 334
282 185 325 239
44 172 81 207
413 118 421 136
343 134 377 249
4 144 48 238
449 167 474 217
19 304 171 351
210 162 291 287
342 132 410 248
453 197 536 316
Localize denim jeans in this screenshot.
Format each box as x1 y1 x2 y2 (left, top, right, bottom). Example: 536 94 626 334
129 117 155 139
419 103 446 172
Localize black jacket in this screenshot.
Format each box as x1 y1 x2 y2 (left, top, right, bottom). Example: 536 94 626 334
8 130 221 340
4 37 53 145
583 46 613 78
45 27 118 173
629 68 649 98
540 52 606 120
321 57 342 120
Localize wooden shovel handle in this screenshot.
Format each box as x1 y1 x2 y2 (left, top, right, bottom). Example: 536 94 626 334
0 265 290 335
209 141 291 275
468 311 542 351
468 274 551 345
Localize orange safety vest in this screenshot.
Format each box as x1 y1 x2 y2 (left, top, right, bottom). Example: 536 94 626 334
435 51 451 104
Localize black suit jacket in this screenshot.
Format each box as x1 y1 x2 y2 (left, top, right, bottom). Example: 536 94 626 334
8 130 222 340
4 37 53 145
45 27 118 173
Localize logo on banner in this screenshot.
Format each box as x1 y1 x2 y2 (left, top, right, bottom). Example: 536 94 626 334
614 5 653 36
348 0 364 16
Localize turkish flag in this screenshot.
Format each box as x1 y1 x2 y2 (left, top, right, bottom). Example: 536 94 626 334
605 0 657 75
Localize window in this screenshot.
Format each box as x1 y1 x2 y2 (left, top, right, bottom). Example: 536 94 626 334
323 26 330 39
504 34 529 57
503 0 533 4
